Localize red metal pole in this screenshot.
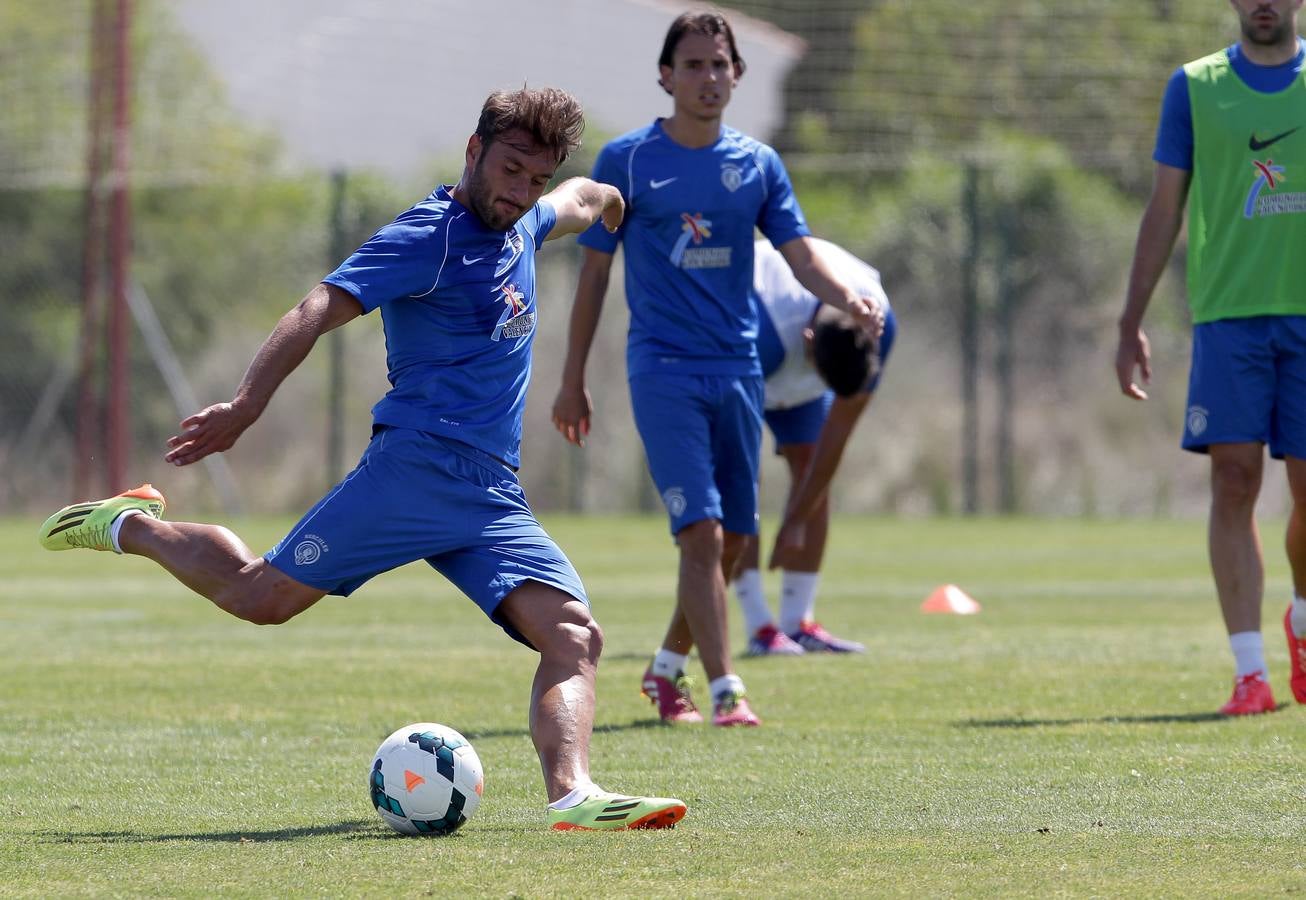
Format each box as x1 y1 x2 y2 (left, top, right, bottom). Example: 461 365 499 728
105 0 132 492
76 0 109 499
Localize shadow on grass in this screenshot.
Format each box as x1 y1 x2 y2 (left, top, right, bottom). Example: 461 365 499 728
38 820 380 844
597 651 659 663
462 718 665 742
955 709 1256 728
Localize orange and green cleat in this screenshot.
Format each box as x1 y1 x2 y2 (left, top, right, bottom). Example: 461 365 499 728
1219 671 1276 716
548 789 687 831
38 484 166 553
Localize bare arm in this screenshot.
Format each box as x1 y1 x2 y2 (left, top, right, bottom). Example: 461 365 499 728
776 236 883 338
1115 162 1191 400
164 282 363 465
768 393 869 569
542 177 624 240
550 247 614 446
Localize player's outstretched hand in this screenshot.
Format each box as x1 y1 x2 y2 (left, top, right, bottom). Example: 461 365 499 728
768 519 807 570
599 189 624 234
551 384 593 447
164 401 258 466
1115 325 1151 400
848 294 885 341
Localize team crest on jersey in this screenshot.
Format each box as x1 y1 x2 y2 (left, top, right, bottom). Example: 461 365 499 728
669 212 732 270
720 163 743 192
293 534 328 566
492 282 535 341
1244 158 1306 218
495 231 526 277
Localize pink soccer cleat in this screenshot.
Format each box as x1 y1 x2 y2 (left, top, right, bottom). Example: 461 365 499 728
746 623 806 657
787 620 866 654
1285 608 1306 704
711 690 761 727
1219 671 1276 716
640 666 704 724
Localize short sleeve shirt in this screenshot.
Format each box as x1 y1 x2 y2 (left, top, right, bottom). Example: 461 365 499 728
323 186 556 467
578 120 811 377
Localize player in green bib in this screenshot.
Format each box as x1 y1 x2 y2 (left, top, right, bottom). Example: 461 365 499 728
1115 0 1306 715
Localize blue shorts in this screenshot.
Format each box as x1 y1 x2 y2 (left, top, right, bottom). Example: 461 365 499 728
629 372 763 536
1185 315 1306 460
764 392 835 450
264 426 587 646
762 307 897 452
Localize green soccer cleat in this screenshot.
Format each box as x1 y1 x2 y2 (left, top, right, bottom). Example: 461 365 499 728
548 789 687 831
38 483 166 553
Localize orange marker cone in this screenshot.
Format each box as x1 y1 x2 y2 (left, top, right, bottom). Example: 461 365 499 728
921 584 981 615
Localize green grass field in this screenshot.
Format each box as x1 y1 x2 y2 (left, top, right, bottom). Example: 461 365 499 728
1 515 1303 897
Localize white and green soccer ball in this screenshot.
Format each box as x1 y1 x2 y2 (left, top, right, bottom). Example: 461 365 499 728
369 723 483 836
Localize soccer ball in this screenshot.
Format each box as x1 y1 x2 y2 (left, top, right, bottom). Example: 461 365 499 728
369 723 483 836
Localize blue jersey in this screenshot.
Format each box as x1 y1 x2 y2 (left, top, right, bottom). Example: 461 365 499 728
1154 39 1306 169
323 186 556 468
578 120 811 378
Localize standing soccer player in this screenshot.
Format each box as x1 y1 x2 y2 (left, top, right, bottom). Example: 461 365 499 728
733 238 896 657
1115 0 1306 714
40 87 687 830
551 12 881 726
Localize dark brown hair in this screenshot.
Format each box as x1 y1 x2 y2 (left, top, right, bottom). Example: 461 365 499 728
812 305 880 397
474 87 585 165
658 10 746 76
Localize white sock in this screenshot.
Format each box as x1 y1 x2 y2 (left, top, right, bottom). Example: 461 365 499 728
1291 594 1306 637
109 508 144 555
779 571 820 633
709 673 745 704
1229 631 1266 678
548 783 599 810
733 568 773 634
651 649 689 680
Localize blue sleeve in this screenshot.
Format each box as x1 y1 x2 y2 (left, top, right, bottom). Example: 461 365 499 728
756 146 811 247
529 200 557 244
322 221 447 313
577 144 625 254
1153 67 1193 171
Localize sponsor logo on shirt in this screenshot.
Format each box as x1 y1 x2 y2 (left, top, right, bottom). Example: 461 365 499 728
669 212 732 270
1244 158 1306 218
492 282 535 341
1248 126 1299 152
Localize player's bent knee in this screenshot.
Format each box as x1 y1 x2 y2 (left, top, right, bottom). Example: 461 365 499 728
216 564 325 626
546 618 604 666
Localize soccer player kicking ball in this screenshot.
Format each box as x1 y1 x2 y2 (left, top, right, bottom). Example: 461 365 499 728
40 87 685 831
551 12 882 726
733 238 895 657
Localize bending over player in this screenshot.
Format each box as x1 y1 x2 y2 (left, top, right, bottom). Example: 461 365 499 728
734 238 895 656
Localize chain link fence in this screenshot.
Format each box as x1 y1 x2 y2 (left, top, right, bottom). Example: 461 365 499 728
2 1 1281 518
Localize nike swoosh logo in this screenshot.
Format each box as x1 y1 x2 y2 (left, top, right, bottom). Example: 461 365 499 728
1249 126 1300 152
462 255 486 265
649 177 677 189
